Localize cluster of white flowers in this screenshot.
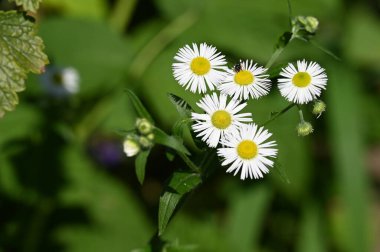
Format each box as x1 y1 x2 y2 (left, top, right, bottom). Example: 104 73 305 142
172 43 328 180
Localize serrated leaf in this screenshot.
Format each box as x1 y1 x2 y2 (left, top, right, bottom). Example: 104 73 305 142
135 150 150 184
0 11 48 116
125 89 154 123
158 191 182 236
154 127 190 155
8 0 42 12
167 93 193 118
168 171 201 195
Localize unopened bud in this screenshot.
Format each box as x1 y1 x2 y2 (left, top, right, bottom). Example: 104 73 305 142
136 118 154 135
139 136 154 149
312 100 326 118
147 133 155 141
292 16 319 38
297 121 314 136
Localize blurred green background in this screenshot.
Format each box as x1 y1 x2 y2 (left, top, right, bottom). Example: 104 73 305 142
0 0 379 251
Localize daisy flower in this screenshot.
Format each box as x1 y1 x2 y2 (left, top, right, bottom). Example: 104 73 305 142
191 93 252 148
219 60 272 100
277 60 327 104
172 43 227 93
218 123 278 180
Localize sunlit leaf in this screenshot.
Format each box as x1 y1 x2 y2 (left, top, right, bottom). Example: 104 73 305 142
8 0 42 13
0 11 48 116
135 149 151 185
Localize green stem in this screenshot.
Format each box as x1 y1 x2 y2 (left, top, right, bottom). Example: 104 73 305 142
129 11 198 80
287 0 293 26
261 103 296 126
108 0 138 33
177 151 201 173
297 105 305 122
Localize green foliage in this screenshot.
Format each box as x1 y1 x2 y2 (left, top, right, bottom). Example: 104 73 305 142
8 0 42 13
135 149 151 184
158 192 182 237
0 11 48 116
55 145 153 252
154 128 190 155
167 172 201 195
0 0 378 251
326 63 371 252
158 172 202 236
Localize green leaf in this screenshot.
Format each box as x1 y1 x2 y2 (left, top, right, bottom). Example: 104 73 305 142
135 149 151 184
158 171 201 236
154 127 190 155
167 93 193 118
172 118 191 137
168 171 201 195
125 89 154 123
158 191 182 236
0 11 48 116
8 0 42 12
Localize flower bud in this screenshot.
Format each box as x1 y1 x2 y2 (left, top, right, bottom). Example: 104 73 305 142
292 16 319 39
297 121 314 136
123 136 140 157
139 136 154 149
312 100 326 118
147 133 155 141
136 118 154 135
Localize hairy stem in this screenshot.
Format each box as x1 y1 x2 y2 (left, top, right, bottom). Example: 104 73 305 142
261 103 296 126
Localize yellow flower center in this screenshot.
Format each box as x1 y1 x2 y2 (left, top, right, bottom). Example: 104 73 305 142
234 70 254 86
292 72 311 87
211 110 232 129
190 57 211 75
237 140 258 159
